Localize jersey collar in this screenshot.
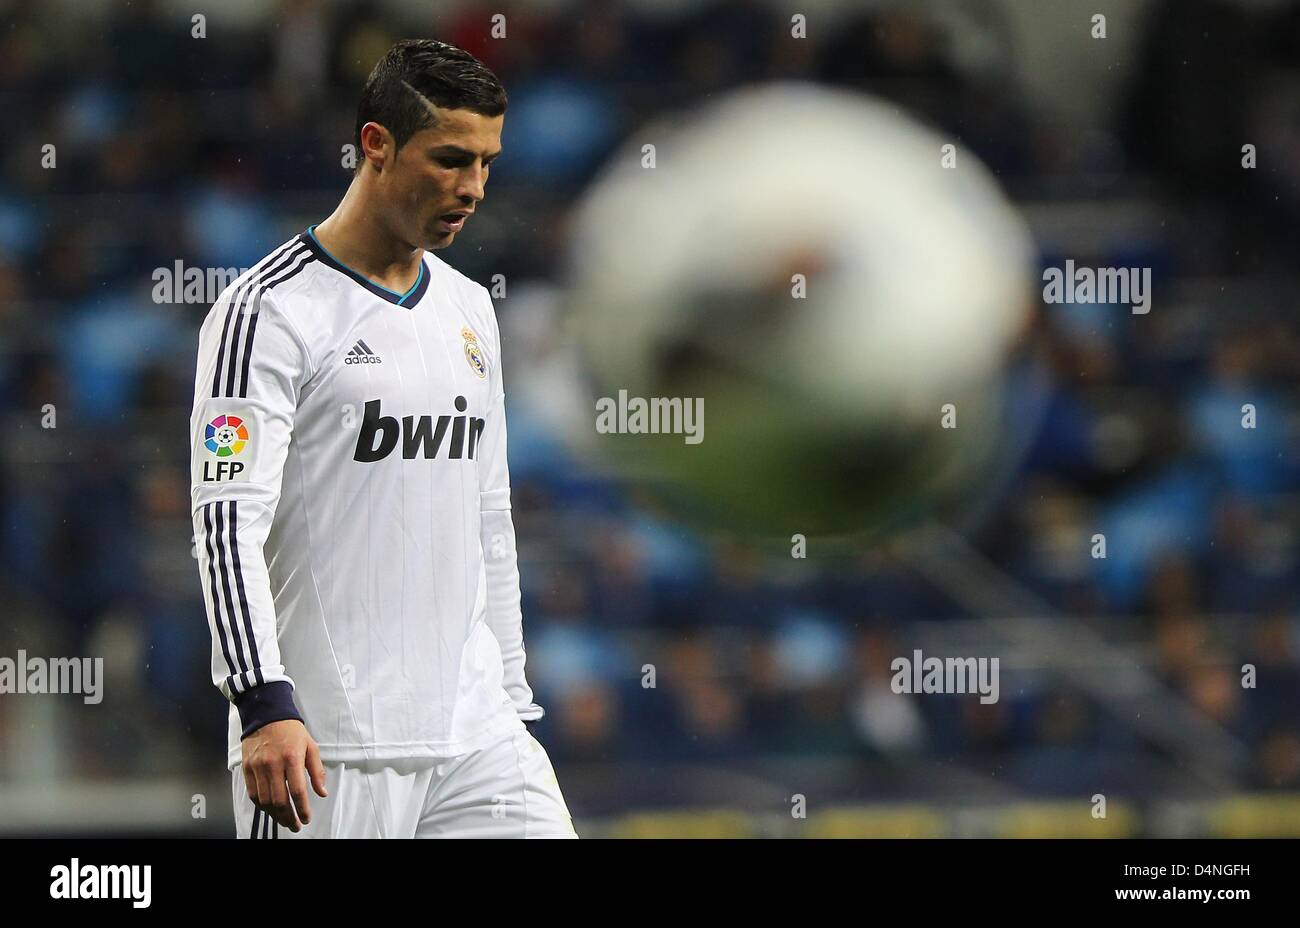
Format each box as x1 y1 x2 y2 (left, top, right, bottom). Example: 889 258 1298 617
301 226 431 307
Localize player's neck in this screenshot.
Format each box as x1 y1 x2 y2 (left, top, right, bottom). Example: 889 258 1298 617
313 186 424 294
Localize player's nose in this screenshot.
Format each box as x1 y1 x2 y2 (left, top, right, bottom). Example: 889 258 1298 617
457 166 487 202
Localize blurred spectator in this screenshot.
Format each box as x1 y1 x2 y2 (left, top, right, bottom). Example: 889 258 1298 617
0 0 1296 821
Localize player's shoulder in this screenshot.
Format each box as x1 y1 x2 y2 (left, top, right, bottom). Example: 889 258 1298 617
207 233 318 316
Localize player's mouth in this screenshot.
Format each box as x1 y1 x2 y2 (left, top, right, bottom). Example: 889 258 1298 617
439 210 471 232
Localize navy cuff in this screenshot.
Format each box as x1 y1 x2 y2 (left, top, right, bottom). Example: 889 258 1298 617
233 681 303 739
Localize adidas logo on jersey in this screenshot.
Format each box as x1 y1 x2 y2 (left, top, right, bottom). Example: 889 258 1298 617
345 339 382 364
353 398 486 462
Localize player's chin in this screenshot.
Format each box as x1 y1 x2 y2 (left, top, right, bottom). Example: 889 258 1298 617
423 225 455 249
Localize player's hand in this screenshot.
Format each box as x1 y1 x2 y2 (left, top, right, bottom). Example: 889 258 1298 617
241 719 328 833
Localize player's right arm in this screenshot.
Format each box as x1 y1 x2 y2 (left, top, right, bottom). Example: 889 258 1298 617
190 274 325 831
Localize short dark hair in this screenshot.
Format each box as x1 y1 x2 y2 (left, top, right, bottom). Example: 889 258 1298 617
354 39 507 163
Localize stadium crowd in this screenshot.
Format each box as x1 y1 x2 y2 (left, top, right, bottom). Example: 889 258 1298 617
1 0 1298 816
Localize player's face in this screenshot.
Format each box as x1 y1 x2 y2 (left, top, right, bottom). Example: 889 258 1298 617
389 109 504 251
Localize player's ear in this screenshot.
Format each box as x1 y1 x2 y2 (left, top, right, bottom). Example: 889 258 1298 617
360 122 392 171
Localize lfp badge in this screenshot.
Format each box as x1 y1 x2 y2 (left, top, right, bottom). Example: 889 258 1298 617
203 414 249 481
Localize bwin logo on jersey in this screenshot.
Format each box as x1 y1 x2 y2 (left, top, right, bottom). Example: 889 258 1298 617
353 398 486 462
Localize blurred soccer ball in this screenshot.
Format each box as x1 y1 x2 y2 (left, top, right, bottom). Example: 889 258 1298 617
563 83 1035 539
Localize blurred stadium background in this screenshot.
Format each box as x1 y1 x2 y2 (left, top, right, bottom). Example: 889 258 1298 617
2 0 1300 837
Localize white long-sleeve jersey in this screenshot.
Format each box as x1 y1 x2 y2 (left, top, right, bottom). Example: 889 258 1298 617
190 228 540 769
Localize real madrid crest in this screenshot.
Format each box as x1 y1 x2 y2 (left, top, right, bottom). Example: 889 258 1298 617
461 326 487 379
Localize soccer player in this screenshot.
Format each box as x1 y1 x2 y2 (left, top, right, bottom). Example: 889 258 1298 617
189 39 575 838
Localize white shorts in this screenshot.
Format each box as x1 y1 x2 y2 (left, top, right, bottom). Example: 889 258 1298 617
232 730 577 839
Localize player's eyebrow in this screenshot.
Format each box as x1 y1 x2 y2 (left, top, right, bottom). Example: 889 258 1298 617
430 144 502 162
